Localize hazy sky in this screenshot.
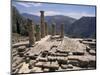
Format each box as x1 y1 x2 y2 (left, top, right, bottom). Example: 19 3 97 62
12 1 96 19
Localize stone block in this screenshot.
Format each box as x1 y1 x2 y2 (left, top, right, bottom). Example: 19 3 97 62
61 64 67 69
89 50 96 55
17 46 26 52
67 64 73 69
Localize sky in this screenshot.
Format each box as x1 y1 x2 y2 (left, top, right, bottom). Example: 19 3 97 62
12 1 96 19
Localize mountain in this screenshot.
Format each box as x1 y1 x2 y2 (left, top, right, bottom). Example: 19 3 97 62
22 13 76 34
12 6 28 36
22 13 39 24
68 17 96 38
12 7 96 38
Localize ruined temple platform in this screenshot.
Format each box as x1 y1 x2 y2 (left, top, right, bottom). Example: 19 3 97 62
12 35 96 74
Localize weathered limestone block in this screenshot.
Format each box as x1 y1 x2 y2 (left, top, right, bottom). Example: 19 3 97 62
68 60 79 66
34 62 44 67
27 19 35 46
68 56 88 67
42 62 51 68
61 64 68 69
57 57 68 64
35 61 59 70
68 55 95 68
68 56 85 61
67 64 73 69
55 53 68 57
40 11 45 38
30 67 42 72
56 49 69 54
89 50 96 55
78 57 90 68
50 61 59 70
48 56 57 61
43 68 49 72
17 46 26 52
38 57 47 62
41 61 59 71
86 55 96 68
48 52 68 57
72 51 84 55
68 52 73 56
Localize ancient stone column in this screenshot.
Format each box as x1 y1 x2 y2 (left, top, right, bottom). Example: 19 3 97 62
45 22 48 36
27 19 35 46
52 23 56 36
40 11 45 38
35 24 41 41
60 23 64 38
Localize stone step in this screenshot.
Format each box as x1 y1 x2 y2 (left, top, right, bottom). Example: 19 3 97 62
68 55 95 68
48 52 68 57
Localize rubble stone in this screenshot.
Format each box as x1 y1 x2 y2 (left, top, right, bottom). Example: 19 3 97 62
61 64 68 69
17 46 26 52
89 50 96 55
38 57 47 62
43 68 49 72
67 64 73 69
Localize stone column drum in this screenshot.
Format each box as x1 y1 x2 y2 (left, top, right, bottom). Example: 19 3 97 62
60 23 64 38
52 23 56 36
27 19 35 46
35 25 41 41
45 22 48 36
40 11 45 38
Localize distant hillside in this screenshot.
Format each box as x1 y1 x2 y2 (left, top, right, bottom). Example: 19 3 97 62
12 6 28 36
12 6 96 38
22 13 39 24
22 13 76 34
68 17 96 38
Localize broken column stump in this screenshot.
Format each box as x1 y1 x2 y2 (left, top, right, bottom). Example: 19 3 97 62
52 23 56 36
40 11 45 38
35 25 41 41
60 23 64 38
45 22 48 36
27 19 35 46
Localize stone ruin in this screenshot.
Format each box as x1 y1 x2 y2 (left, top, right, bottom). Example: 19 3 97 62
12 10 96 74
26 10 65 46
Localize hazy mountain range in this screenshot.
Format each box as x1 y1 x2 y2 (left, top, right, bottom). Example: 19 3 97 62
68 17 96 38
12 6 96 38
22 13 76 34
